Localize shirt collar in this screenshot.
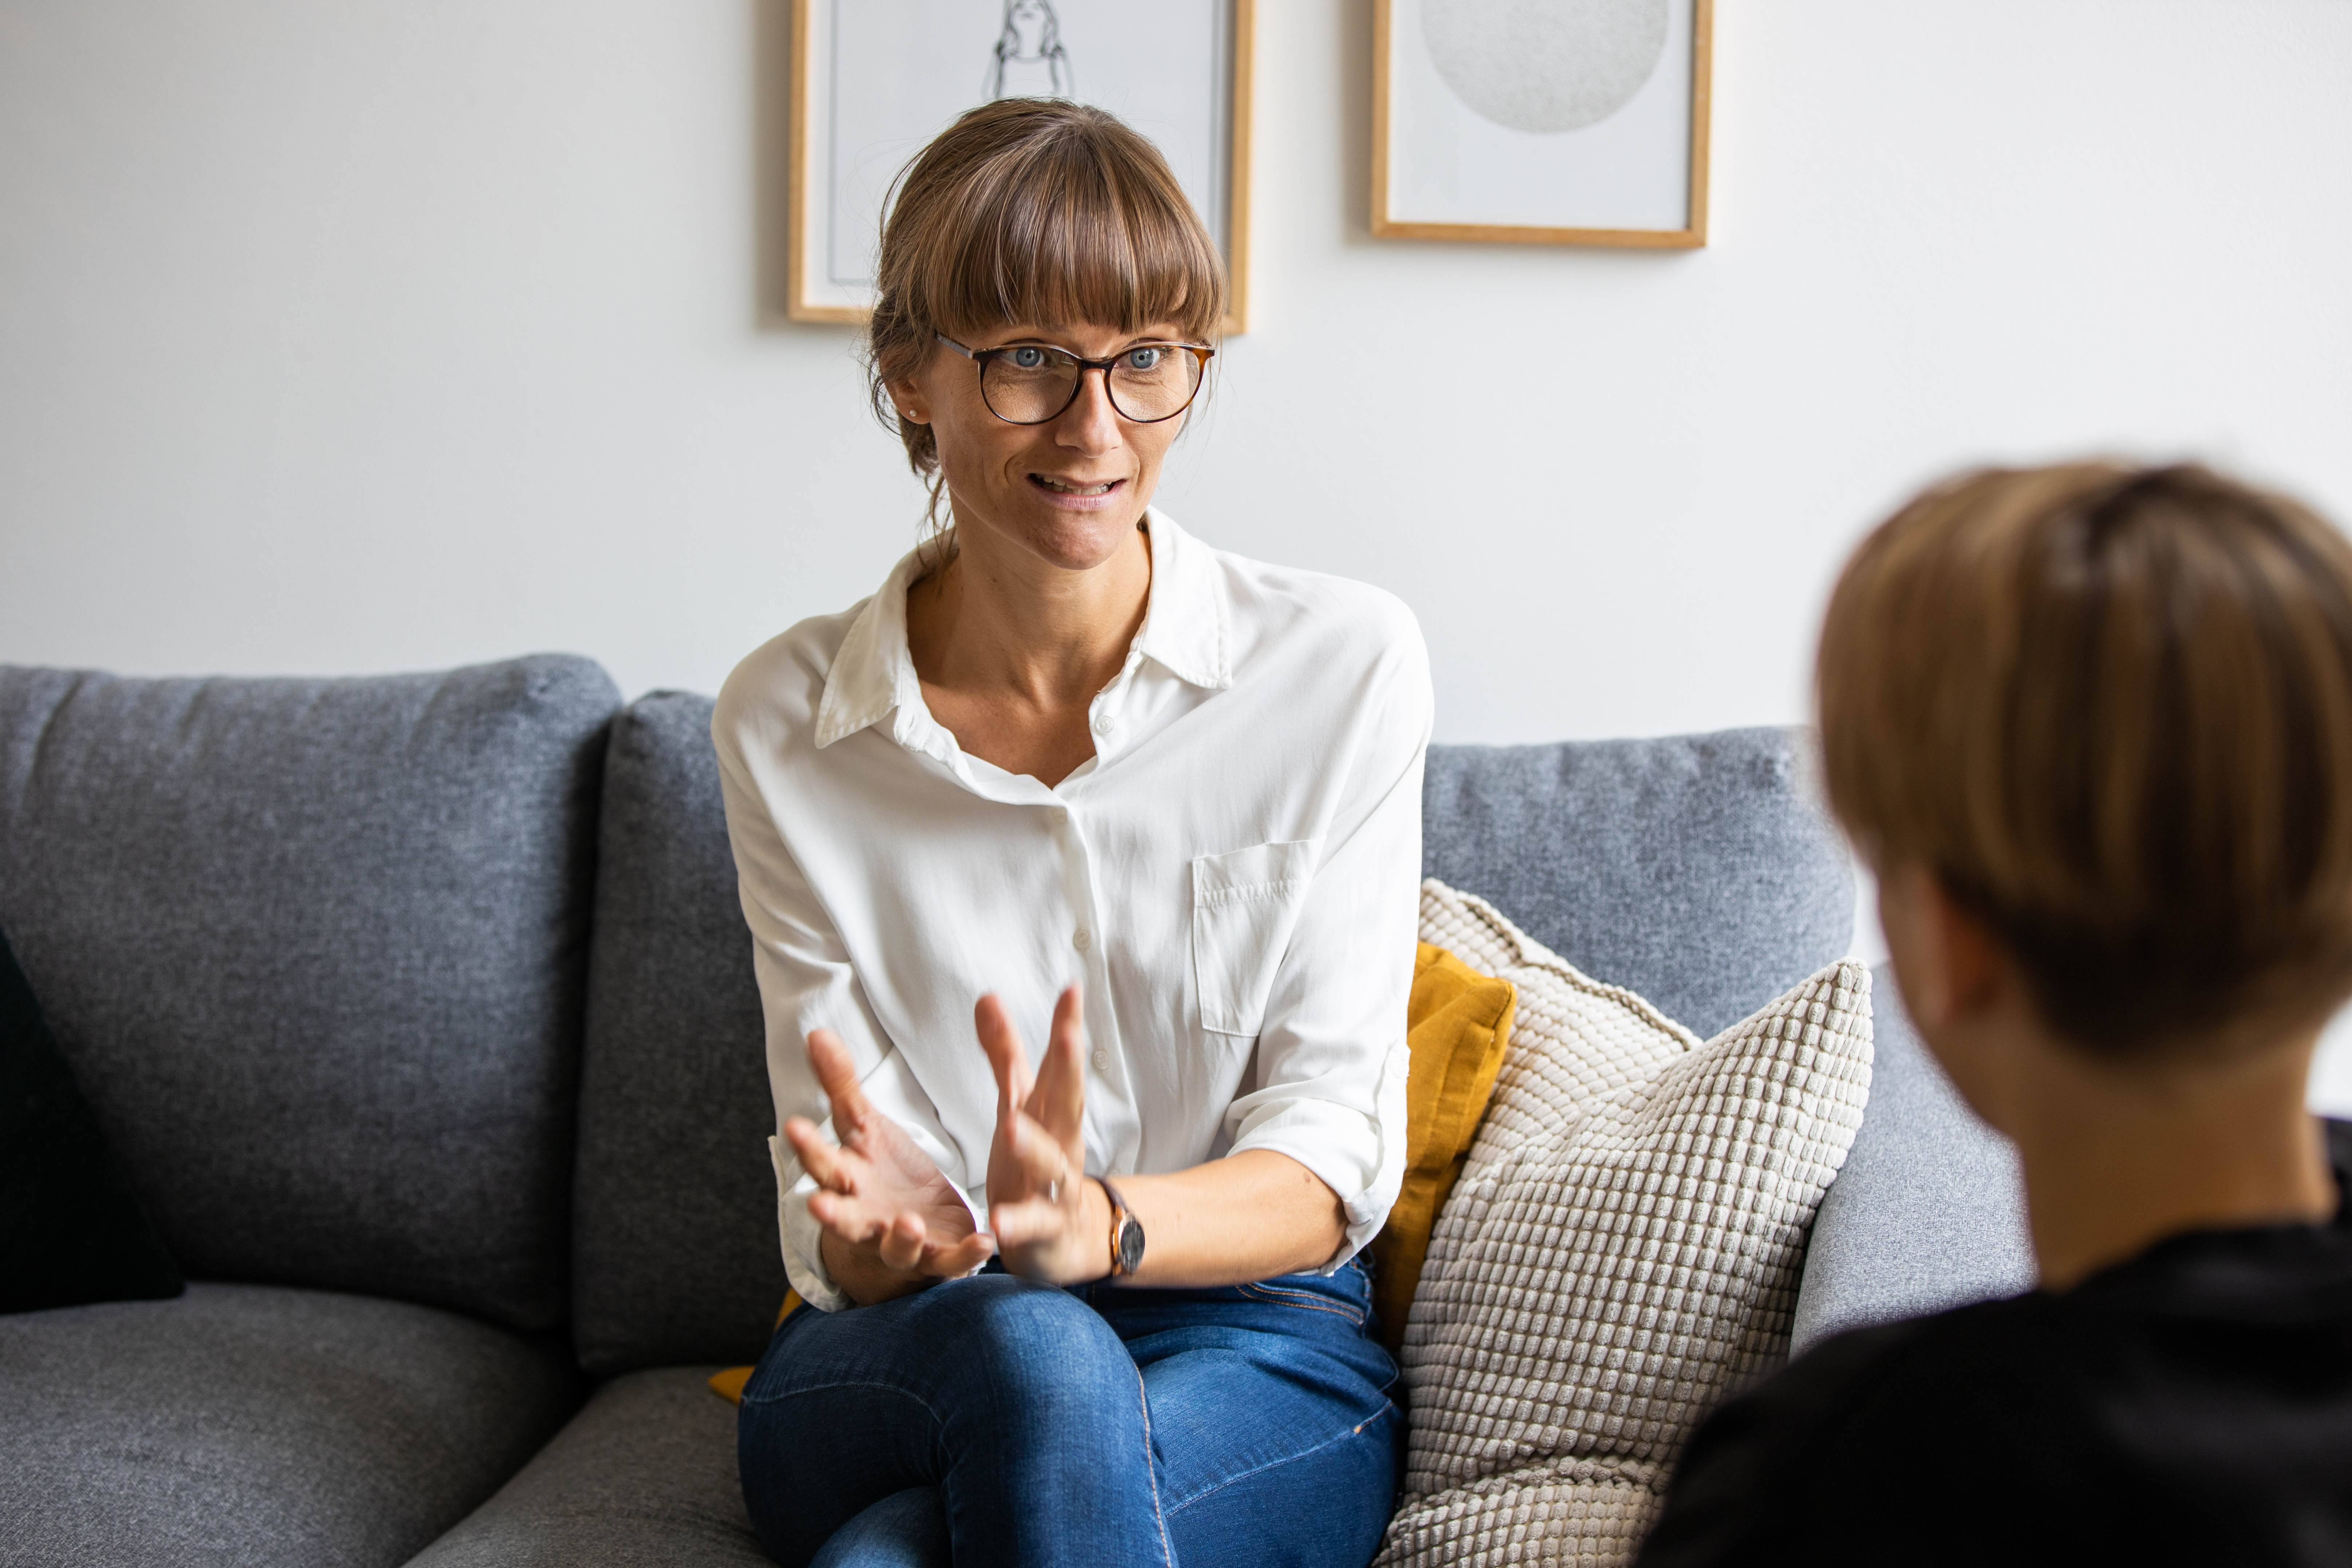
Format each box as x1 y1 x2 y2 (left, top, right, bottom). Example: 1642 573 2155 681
812 545 927 751
1129 510 1233 693
812 507 1231 752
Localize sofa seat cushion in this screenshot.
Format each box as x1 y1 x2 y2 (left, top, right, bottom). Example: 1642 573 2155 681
0 1282 578 1568
405 1367 769 1568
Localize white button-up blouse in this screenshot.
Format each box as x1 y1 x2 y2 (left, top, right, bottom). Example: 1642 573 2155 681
713 513 1432 1311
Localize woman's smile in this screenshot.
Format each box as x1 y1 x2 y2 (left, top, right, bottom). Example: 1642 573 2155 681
1028 471 1126 503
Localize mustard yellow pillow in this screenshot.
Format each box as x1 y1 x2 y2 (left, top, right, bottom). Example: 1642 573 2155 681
1368 942 1517 1354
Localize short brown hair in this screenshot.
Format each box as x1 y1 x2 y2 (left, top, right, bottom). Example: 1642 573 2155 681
1818 462 2352 1055
863 99 1226 538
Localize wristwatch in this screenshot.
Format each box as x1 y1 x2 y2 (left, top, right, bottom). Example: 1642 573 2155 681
1098 1176 1145 1279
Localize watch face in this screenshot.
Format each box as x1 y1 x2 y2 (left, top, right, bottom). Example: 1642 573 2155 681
1114 1216 1146 1275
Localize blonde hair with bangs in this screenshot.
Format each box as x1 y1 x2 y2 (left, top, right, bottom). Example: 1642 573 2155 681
1817 462 2352 1057
863 98 1226 550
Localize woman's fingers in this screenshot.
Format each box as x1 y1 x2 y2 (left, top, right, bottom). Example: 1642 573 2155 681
922 1230 997 1277
973 993 1033 1126
805 1029 874 1144
796 1036 985 1286
791 1110 886 1248
989 1194 1071 1249
989 1107 1073 1235
807 1186 879 1244
877 1213 927 1272
1029 984 1087 1146
1003 1102 1069 1177
977 987 1090 1276
978 987 1082 1144
784 1116 855 1195
788 1117 891 1246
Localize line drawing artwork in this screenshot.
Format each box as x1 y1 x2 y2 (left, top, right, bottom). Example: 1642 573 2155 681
1421 0 1666 133
988 0 1075 99
807 0 1240 309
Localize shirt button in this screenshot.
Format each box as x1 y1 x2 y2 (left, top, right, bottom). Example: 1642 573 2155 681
1053 806 1070 825
1092 1048 1111 1071
1093 713 1116 736
1072 927 1092 952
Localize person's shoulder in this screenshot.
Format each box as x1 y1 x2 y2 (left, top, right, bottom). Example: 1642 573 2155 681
1705 1304 2008 1447
1639 1298 2062 1566
1212 543 1423 650
710 601 869 757
1190 535 1428 712
1793 1294 2052 1398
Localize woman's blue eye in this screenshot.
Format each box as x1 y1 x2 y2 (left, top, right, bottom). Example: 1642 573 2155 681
1123 347 1164 371
1010 347 1048 369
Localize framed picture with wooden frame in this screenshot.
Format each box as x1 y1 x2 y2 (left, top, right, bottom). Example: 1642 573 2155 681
1372 0 1712 248
787 0 1256 332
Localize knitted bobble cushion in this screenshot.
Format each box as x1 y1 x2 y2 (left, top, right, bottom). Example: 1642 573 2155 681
1376 880 1874 1567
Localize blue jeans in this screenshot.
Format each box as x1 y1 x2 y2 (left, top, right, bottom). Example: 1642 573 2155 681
737 1256 1403 1568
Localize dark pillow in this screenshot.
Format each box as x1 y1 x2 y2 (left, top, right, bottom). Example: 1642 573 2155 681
0 925 182 1313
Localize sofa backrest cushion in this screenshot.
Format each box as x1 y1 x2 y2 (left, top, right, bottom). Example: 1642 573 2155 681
0 656 617 1331
572 693 783 1375
0 921 185 1313
1422 728 1854 1040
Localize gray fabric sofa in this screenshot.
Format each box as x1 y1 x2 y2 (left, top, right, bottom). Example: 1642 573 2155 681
0 654 2031 1567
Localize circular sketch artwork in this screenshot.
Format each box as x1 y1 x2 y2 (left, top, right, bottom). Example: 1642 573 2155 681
1422 0 1670 134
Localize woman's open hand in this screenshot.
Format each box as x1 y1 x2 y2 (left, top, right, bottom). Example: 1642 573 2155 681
784 1028 996 1307
979 986 1109 1283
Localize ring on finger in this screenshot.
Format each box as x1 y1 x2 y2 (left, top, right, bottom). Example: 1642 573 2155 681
1046 1177 1062 1204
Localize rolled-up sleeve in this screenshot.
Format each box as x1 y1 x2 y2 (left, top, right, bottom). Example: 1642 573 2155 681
1221 609 1433 1269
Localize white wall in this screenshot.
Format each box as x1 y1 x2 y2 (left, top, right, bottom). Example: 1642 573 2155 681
6 0 2350 731
7 1 2352 1102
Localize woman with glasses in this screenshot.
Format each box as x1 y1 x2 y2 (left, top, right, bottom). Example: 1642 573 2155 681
715 100 1428 1568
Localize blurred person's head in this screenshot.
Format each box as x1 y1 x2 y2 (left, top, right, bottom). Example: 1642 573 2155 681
1818 461 2352 1090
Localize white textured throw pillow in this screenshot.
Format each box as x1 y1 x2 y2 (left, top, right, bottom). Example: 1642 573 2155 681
1376 880 1874 1567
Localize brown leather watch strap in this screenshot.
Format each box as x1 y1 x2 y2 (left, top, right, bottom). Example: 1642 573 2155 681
1098 1175 1144 1279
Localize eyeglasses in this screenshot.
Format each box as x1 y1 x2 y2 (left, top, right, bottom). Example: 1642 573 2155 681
935 333 1213 426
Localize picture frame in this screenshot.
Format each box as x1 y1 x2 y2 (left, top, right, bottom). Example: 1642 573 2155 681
787 0 1256 332
1372 0 1712 248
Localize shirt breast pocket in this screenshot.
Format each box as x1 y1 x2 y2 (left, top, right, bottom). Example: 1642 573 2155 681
1191 839 1321 1039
